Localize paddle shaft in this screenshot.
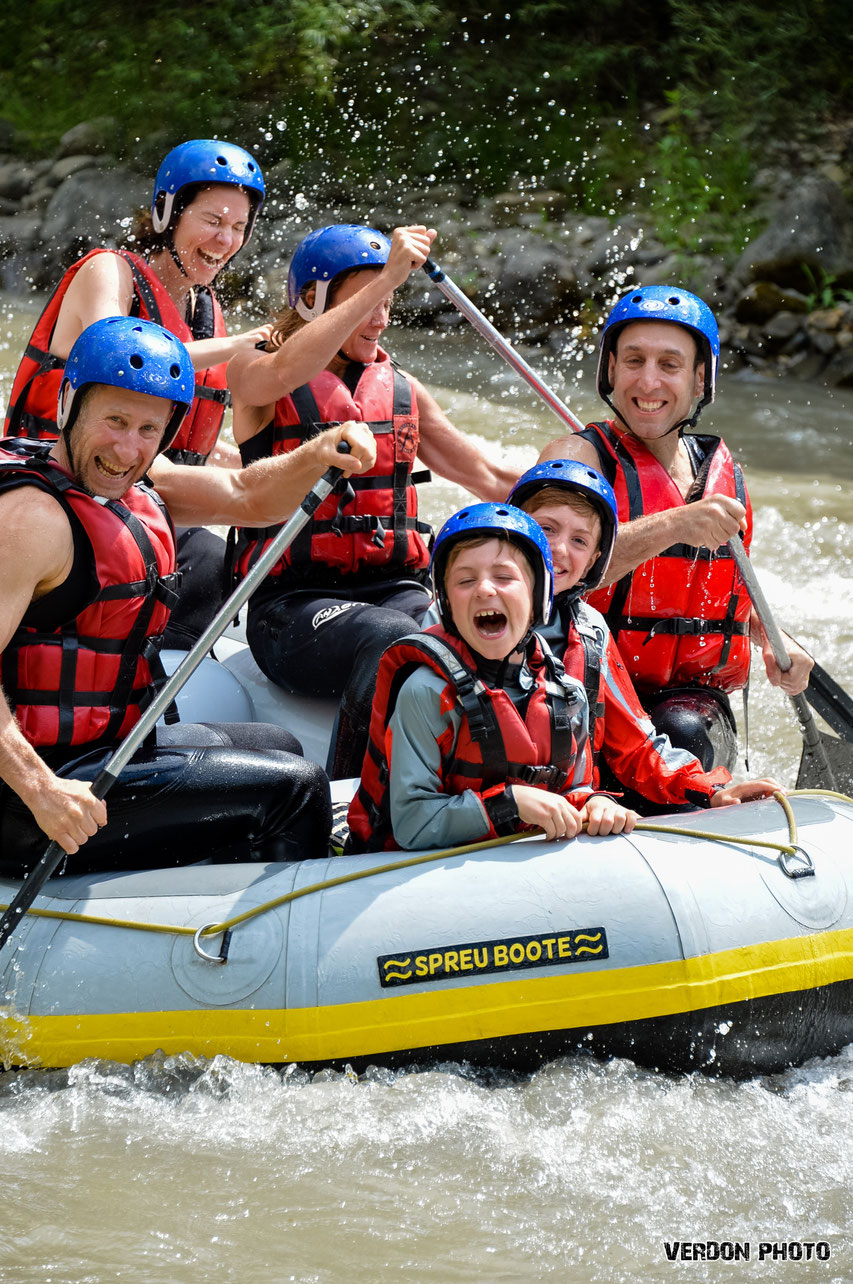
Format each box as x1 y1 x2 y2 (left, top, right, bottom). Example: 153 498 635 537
0 452 351 952
423 254 848 777
422 258 585 434
727 538 835 785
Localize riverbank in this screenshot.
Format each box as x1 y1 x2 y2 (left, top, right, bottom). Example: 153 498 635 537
2 115 853 387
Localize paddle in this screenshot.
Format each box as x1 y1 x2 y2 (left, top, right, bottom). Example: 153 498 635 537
805 661 853 744
422 257 586 433
0 447 353 953
726 538 846 790
422 255 853 763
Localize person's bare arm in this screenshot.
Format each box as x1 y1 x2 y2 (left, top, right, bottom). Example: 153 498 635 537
50 250 273 375
0 490 107 851
150 419 377 528
205 438 242 469
538 431 747 586
49 252 137 357
413 379 520 501
599 498 748 585
538 432 602 470
182 323 275 371
227 225 437 407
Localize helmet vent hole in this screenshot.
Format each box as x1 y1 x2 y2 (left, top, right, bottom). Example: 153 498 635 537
631 294 642 302
169 363 181 378
668 295 681 305
129 354 144 370
215 155 227 167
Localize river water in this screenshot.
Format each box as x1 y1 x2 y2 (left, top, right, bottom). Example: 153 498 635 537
0 295 851 1282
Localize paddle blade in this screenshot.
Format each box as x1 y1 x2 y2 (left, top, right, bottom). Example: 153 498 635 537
805 663 853 744
796 731 853 794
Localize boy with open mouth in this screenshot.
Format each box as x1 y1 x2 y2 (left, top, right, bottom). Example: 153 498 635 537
347 503 636 852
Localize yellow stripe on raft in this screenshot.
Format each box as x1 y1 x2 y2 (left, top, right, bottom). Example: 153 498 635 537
5 927 853 1069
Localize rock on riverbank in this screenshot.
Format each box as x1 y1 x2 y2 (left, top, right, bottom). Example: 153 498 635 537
2 118 853 388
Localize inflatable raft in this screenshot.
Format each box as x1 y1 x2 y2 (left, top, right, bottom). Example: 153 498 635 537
2 779 852 1076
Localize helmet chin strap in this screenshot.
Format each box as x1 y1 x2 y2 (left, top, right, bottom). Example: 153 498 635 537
491 630 536 690
168 239 189 279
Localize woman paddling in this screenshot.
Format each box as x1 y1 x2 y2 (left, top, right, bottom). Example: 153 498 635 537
227 223 519 779
4 138 271 645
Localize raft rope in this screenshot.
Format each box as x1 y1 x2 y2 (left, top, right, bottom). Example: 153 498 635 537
2 789 851 955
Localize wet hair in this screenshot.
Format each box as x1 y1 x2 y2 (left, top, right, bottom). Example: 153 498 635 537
268 266 382 351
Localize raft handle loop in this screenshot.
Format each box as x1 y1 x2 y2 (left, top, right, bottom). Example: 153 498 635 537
193 924 232 964
777 844 815 881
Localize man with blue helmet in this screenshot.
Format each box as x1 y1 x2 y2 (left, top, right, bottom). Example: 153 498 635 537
228 223 519 782
346 502 637 852
0 317 375 875
539 286 813 772
509 460 782 813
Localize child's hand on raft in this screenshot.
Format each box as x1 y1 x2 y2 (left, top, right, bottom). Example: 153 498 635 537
513 786 582 840
710 777 785 806
580 794 638 836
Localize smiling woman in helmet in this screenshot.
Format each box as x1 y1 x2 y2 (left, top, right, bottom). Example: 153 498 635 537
539 286 813 774
226 223 520 781
4 140 274 648
5 139 269 464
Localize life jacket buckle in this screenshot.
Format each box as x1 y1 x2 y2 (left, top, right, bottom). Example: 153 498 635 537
514 763 567 790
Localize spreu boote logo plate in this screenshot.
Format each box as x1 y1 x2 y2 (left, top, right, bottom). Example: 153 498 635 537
378 927 608 988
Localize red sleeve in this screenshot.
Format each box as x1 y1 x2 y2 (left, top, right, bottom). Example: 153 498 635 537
599 633 732 807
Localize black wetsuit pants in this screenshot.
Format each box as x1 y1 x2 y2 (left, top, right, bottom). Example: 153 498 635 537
247 578 432 780
161 526 228 650
0 722 332 878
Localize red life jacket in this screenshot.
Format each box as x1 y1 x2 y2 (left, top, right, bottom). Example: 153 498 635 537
578 420 753 694
555 599 607 759
0 441 179 749
347 626 585 852
233 351 432 589
3 248 229 465
556 598 731 804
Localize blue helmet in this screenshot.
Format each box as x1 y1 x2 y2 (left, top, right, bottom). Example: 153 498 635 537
151 139 265 244
57 317 195 450
430 503 553 632
507 459 618 600
597 285 720 419
287 224 392 321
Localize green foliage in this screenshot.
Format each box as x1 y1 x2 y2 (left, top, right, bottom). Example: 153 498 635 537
0 0 849 264
802 265 853 311
645 89 757 257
